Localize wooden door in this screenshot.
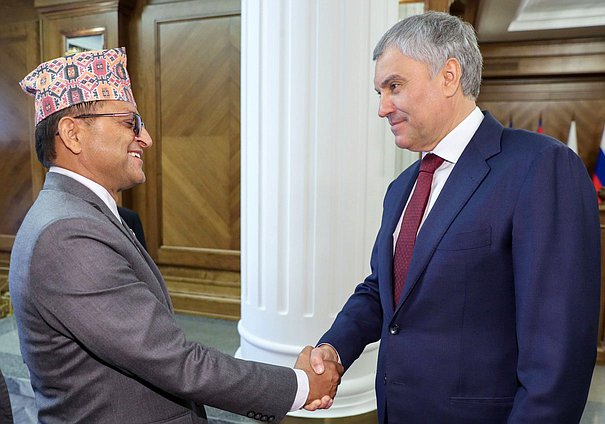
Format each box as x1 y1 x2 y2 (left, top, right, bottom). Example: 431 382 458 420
131 0 241 318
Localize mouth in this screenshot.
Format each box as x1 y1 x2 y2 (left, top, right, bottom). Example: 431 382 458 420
389 120 404 132
388 116 408 134
389 115 407 126
128 151 142 160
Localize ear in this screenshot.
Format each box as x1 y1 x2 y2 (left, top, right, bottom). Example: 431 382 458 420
56 116 82 155
441 58 462 98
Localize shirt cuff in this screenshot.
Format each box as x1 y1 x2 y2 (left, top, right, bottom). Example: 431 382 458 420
290 368 309 411
317 343 341 364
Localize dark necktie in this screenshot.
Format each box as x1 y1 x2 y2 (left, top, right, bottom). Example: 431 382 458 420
393 153 444 307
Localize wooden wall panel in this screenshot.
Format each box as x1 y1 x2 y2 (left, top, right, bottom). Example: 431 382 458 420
478 77 605 174
0 1 39 318
159 15 240 251
134 0 241 318
0 0 38 23
38 7 118 61
0 21 39 243
478 38 605 175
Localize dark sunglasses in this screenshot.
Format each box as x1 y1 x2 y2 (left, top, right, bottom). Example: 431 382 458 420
74 112 145 137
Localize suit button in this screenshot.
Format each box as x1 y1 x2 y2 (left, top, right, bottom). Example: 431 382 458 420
268 417 275 422
247 411 255 418
255 413 262 420
261 415 268 421
389 324 400 335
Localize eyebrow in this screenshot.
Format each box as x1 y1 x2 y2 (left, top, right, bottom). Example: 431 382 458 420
375 74 404 91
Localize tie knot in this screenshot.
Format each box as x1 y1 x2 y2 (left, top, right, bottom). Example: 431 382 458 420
419 153 444 174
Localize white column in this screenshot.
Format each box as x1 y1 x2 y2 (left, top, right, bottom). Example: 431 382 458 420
239 0 408 418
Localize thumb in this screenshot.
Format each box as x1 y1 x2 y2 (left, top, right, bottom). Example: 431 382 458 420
310 348 326 374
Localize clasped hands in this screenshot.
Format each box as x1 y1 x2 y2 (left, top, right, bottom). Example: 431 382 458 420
294 345 344 411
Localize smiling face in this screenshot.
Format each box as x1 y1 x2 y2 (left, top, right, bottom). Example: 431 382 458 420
56 100 152 200
374 48 454 152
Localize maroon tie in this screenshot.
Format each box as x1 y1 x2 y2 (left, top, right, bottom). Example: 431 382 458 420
393 153 444 307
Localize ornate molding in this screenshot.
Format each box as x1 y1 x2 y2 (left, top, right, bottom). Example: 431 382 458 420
35 0 136 17
161 264 240 320
481 37 605 78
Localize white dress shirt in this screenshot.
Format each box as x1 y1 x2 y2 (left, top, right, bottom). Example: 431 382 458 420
392 107 484 251
49 166 121 220
48 166 310 410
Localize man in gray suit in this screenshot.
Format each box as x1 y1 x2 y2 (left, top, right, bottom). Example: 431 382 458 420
9 47 342 423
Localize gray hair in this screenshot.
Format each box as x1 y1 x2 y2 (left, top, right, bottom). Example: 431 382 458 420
373 11 482 99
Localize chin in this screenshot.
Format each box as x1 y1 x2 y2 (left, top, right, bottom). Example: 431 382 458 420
394 134 424 152
125 175 146 190
394 137 412 150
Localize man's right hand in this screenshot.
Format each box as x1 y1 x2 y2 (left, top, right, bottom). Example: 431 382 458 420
294 346 344 411
309 344 339 374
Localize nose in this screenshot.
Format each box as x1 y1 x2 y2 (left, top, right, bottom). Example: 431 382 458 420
378 94 395 118
136 127 153 148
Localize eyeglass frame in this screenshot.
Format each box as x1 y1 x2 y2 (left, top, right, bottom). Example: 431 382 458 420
72 112 145 137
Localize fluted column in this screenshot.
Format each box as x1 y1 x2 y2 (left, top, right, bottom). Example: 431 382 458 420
239 0 413 418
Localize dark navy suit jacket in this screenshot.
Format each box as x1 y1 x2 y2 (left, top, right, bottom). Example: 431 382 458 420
319 112 601 423
118 206 147 249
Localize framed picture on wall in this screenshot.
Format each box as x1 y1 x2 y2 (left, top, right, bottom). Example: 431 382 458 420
63 27 105 55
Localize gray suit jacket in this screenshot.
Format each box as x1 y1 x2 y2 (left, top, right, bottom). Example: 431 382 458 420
9 173 296 423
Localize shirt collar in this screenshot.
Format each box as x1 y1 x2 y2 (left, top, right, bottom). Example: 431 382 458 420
48 166 121 221
424 107 484 164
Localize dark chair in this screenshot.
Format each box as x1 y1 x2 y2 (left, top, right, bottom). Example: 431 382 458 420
0 368 13 424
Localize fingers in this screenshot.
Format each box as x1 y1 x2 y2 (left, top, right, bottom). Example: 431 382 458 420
303 360 342 408
303 399 321 411
295 345 343 410
323 361 344 398
326 397 334 409
303 395 333 411
335 362 344 379
304 400 319 411
310 348 326 374
321 395 333 409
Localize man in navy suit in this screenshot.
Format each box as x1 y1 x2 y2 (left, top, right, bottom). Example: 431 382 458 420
305 11 601 423
118 206 148 249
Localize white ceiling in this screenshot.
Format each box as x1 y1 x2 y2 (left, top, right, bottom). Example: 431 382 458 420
475 0 605 42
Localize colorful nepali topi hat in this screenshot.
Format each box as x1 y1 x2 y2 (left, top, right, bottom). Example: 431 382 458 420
20 47 136 125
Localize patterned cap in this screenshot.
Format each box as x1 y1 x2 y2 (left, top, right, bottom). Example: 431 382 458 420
20 47 136 125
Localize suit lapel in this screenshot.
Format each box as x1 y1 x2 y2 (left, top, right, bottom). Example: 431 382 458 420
94 204 173 310
393 113 503 313
43 173 173 310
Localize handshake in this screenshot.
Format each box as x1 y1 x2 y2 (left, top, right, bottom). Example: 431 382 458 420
294 345 344 411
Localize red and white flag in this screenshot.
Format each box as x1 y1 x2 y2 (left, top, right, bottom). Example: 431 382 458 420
567 120 578 155
537 114 544 134
592 124 605 198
